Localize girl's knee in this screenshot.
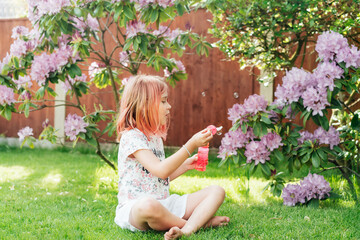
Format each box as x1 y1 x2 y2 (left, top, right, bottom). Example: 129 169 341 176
208 185 225 200
133 197 163 219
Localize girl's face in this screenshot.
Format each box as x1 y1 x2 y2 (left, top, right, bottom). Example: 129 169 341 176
159 90 171 125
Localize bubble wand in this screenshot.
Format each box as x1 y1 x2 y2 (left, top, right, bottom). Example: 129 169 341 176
195 125 223 171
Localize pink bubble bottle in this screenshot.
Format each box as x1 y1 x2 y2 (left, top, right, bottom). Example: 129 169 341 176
195 125 222 171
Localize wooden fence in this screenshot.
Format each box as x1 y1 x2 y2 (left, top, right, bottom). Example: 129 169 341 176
0 9 319 147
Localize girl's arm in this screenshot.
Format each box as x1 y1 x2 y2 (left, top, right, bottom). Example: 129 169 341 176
133 129 212 179
169 154 198 181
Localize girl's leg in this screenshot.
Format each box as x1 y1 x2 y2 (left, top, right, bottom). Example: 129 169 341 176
164 185 229 240
129 197 187 231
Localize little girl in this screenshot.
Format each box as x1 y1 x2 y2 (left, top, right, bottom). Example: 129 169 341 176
115 75 229 239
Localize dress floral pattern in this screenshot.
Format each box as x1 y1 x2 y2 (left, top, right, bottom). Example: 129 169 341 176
116 128 170 208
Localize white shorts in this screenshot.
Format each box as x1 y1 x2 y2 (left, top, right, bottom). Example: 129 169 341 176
114 194 189 232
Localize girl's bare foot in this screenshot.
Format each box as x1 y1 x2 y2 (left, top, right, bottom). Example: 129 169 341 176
164 227 183 240
164 216 229 239
205 216 230 228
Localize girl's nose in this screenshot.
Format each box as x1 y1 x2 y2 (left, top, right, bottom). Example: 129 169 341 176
167 102 172 109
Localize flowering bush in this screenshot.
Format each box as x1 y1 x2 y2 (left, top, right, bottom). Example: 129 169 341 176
0 0 210 169
282 173 331 207
218 31 360 200
205 0 360 79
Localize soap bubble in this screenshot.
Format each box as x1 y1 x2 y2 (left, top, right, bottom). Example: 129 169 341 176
233 92 239 99
201 92 206 97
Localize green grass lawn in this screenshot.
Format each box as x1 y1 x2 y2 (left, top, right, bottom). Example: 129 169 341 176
0 145 359 240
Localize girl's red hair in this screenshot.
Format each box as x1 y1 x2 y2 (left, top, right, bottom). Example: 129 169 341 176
116 75 169 141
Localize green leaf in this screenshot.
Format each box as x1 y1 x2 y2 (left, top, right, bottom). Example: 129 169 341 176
301 152 311 164
302 111 311 127
253 121 268 137
327 89 332 103
47 87 57 97
261 115 272 124
317 148 328 161
249 161 257 174
241 122 247 133
307 198 319 208
114 5 123 22
150 9 159 23
293 158 301 170
86 136 98 147
123 5 135 20
176 3 185 16
218 156 229 167
68 64 82 78
36 87 46 99
139 37 148 56
288 157 293 174
4 106 12 120
260 163 271 178
319 115 329 131
231 154 239 164
351 114 360 131
273 149 285 162
74 7 83 17
261 182 271 194
311 151 320 168
13 57 19 68
24 103 29 118
94 4 104 17
329 191 342 199
123 39 133 51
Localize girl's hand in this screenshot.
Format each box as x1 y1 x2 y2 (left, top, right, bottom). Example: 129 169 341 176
189 128 213 148
184 154 198 170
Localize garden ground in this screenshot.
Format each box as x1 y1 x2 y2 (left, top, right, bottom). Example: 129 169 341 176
0 145 359 239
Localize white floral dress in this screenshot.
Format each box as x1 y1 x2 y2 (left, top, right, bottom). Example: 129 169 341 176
114 129 188 231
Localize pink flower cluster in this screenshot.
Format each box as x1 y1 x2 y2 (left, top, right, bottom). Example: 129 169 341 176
11 26 29 39
217 128 254 160
30 45 74 86
316 31 360 68
298 126 340 149
10 39 28 58
282 173 331 206
9 26 37 59
119 51 130 66
21 91 32 101
27 0 71 23
126 20 148 38
274 64 343 116
17 126 34 142
14 76 33 90
64 113 89 141
152 26 183 42
0 85 15 105
61 74 87 93
218 128 283 166
88 62 104 79
244 132 283 165
1 54 11 69
227 94 268 124
164 60 186 77
244 141 270 165
72 14 99 33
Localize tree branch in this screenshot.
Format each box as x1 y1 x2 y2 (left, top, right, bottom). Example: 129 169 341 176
95 136 117 170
